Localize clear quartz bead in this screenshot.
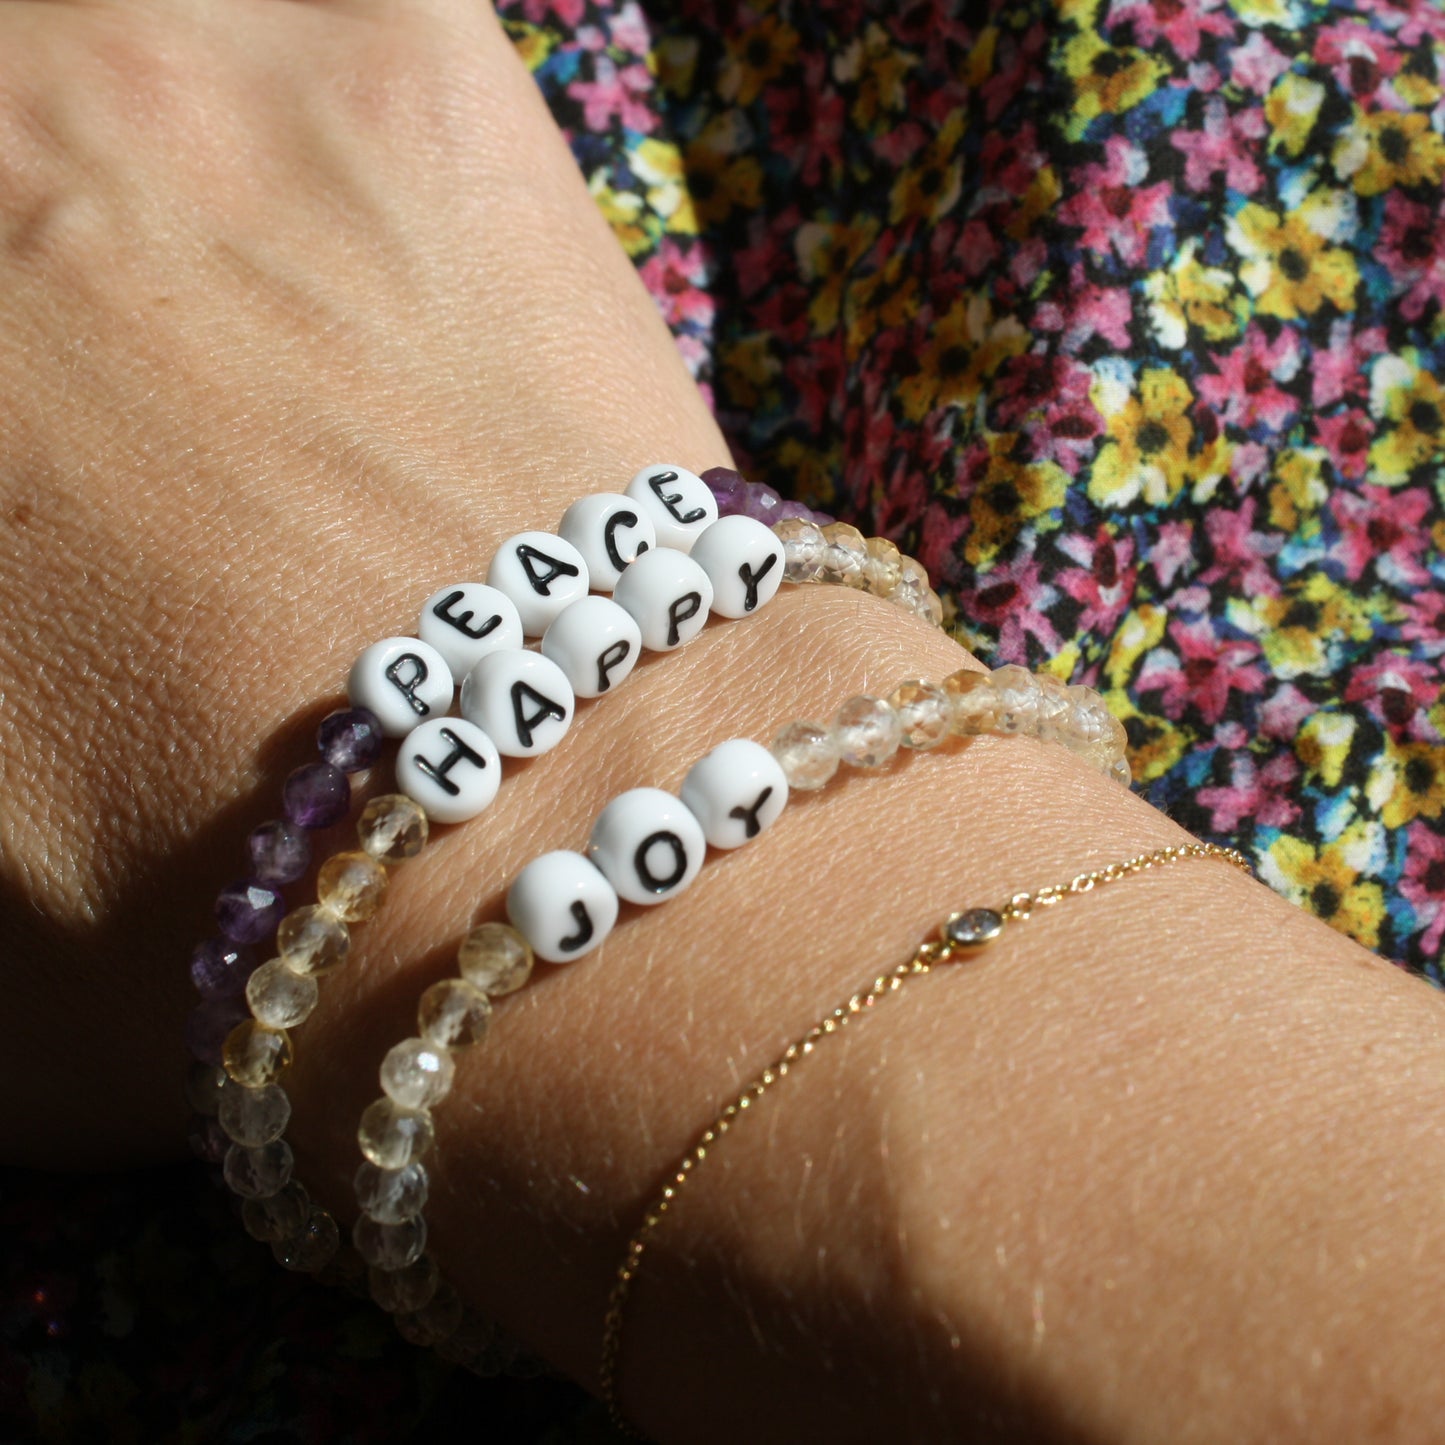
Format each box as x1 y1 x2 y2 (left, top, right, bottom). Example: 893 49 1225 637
1063 684 1115 754
770 720 839 791
277 905 350 976
889 680 952 750
246 958 320 1029
830 695 903 770
774 516 825 582
358 794 429 863
1110 756 1133 786
242 1181 311 1243
317 851 389 922
355 1159 430 1225
185 1062 227 1116
418 979 492 1049
990 665 1043 734
223 1138 294 1199
1033 672 1072 743
370 1254 440 1315
911 587 946 628
457 922 533 997
222 1019 292 1087
353 1212 428 1271
218 1081 292 1147
820 521 868 587
272 1206 340 1273
380 1037 456 1110
395 1283 465 1348
357 1096 436 1170
943 669 1003 735
862 535 902 595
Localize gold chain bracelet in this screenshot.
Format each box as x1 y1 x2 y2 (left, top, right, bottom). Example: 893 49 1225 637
599 841 1253 1432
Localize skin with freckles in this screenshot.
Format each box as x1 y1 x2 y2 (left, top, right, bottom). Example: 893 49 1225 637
1 3 1444 1442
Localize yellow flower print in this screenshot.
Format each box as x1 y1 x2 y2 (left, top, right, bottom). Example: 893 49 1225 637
1112 700 1186 784
1144 240 1244 348
1104 603 1167 693
718 333 779 411
1368 355 1445 484
964 435 1068 566
1062 33 1167 140
654 34 699 97
897 293 1027 422
889 112 967 225
631 138 699 238
834 22 918 130
1227 195 1359 320
1265 73 1325 157
718 14 801 108
1294 710 1357 789
502 20 556 75
1333 109 1445 197
1248 571 1373 679
1368 735 1445 829
1267 447 1329 531
1230 0 1295 25
1259 828 1384 949
795 218 881 335
683 117 764 227
1088 367 1194 508
588 175 651 256
843 250 920 350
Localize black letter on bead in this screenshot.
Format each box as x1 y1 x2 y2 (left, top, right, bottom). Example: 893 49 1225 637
635 831 687 893
595 639 632 694
603 509 650 574
511 681 568 750
727 786 774 840
414 728 489 798
516 543 582 596
384 653 432 718
557 901 594 953
431 590 503 642
666 591 703 647
736 551 780 613
647 470 706 526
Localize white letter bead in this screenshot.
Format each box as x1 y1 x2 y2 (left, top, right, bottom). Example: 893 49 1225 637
486 531 590 637
689 515 786 619
396 717 501 824
612 546 715 652
541 596 642 699
625 465 718 553
348 638 455 739
418 584 523 677
507 850 619 964
459 649 574 758
588 787 707 906
557 493 656 592
680 739 790 850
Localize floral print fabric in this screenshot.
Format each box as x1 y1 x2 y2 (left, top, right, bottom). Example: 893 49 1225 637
6 0 1445 1438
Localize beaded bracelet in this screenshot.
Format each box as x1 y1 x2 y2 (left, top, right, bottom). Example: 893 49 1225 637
345 663 1130 1339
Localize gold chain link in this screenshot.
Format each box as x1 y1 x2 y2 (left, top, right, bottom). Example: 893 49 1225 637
599 841 1252 1434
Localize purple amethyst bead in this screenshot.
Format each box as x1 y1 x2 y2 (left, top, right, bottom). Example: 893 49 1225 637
743 481 784 523
774 498 814 522
189 938 253 999
248 819 312 885
317 706 384 774
184 995 250 1065
214 879 286 945
700 466 749 516
283 762 350 830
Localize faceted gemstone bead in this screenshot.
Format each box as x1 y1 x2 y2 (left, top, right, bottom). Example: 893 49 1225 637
184 996 249 1066
247 819 311 886
369 1255 439 1315
283 762 350 831
770 721 840 791
990 665 1044 735
626 465 719 553
699 465 748 516
558 493 657 592
317 706 385 773
1110 756 1133 786
276 905 349 976
357 793 429 862
1063 685 1116 756
773 498 814 522
487 531 591 636
184 1061 227 1116
317 851 388 923
271 1207 340 1273
945 908 1005 947
355 1160 429 1225
588 788 707 907
689 515 786 618
418 581 523 676
241 1180 310 1243
189 938 253 999
910 587 946 628
459 648 575 757
418 978 493 1049
358 1097 436 1170
218 1081 292 1147
246 958 320 1029
1032 672 1073 743
186 1115 229 1164
348 637 455 739
214 879 285 945
863 536 902 595
353 1212 427 1271
830 695 903 770
680 738 789 849
773 517 825 583
507 850 619 964
943 669 1003 736
222 1019 293 1088
380 1037 456 1110
612 546 715 652
890 680 952 750
395 1283 465 1348
223 1138 294 1199
820 522 868 588
742 482 783 524
457 922 533 996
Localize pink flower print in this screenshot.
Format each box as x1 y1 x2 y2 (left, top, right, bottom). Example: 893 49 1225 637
1106 0 1233 62
1315 409 1374 481
1200 496 1284 595
1057 138 1173 267
1171 100 1267 194
1313 19 1402 95
1399 590 1445 658
1144 521 1198 589
1259 683 1319 742
1344 653 1440 731
1197 749 1303 832
1311 320 1387 410
639 239 716 331
1230 32 1293 94
1401 821 1445 957
1056 524 1138 635
1378 191 1445 325
1138 618 1268 725
517 0 586 29
1326 484 1431 587
1197 326 1302 433
569 58 656 134
966 555 1062 661
1062 270 1134 350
